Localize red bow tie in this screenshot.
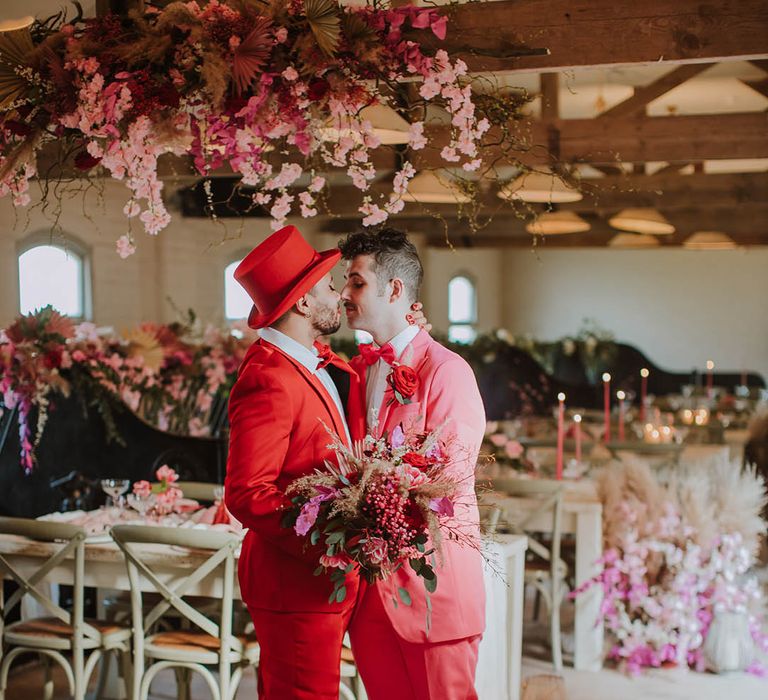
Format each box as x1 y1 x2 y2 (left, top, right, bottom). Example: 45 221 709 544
359 342 396 366
314 342 333 370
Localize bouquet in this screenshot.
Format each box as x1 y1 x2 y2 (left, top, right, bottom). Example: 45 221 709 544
283 423 463 606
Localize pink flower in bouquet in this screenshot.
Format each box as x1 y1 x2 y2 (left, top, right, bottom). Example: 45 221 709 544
504 440 524 459
320 553 350 570
363 537 388 565
429 496 455 518
133 480 151 498
403 464 429 489
390 424 406 449
156 464 179 485
295 500 320 536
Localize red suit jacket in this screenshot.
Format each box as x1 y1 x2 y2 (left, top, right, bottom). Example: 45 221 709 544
350 330 487 643
225 338 365 612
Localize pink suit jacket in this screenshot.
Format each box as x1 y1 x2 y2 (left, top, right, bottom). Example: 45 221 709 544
350 329 487 643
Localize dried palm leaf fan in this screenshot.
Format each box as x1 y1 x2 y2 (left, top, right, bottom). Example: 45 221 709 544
232 15 273 95
305 0 341 57
0 17 35 112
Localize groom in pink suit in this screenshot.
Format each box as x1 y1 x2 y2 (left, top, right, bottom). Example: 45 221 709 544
339 228 486 699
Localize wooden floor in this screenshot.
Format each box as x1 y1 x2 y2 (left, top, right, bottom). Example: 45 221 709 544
6 654 766 700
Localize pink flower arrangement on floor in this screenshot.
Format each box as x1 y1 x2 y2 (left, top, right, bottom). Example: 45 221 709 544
283 423 473 613
576 458 768 676
0 1 497 255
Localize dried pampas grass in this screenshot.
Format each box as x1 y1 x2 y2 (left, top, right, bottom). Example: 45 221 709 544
597 456 669 549
665 453 767 552
599 454 768 556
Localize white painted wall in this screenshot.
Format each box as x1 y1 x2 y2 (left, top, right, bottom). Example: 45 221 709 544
502 247 768 380
1 183 766 380
0 181 325 330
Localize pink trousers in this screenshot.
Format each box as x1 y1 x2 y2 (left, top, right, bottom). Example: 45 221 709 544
349 586 481 700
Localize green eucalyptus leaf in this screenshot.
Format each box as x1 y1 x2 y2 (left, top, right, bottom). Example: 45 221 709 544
398 587 412 606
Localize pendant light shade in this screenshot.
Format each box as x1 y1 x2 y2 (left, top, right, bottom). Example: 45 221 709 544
498 167 582 204
608 208 675 235
683 231 737 250
0 17 34 32
608 233 661 248
401 170 471 204
525 211 591 235
318 104 411 145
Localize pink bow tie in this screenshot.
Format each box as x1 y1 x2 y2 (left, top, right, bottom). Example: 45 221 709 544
359 342 396 366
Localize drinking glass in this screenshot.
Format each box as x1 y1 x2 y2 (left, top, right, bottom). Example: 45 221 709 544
101 478 131 509
126 492 154 518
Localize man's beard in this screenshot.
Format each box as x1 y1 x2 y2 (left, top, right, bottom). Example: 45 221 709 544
312 305 341 336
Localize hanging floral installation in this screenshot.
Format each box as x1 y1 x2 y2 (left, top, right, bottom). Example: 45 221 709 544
0 1 533 257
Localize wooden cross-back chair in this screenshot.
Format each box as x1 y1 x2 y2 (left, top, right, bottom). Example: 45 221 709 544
110 524 258 700
0 516 131 699
490 478 568 671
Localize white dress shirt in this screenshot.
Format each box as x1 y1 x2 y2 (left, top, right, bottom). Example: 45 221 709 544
365 324 420 430
259 327 352 445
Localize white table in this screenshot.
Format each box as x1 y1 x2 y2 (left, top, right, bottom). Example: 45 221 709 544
487 485 604 672
476 534 528 700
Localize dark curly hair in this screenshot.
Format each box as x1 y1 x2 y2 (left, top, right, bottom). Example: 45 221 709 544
337 227 423 303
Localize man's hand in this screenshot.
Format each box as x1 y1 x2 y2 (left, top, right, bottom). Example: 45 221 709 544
407 301 432 333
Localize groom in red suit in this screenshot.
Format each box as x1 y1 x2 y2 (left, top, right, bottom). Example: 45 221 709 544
225 225 366 699
340 228 487 700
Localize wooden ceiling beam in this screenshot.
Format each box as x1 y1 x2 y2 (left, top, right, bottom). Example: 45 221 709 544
413 112 768 168
320 172 768 218
598 64 713 119
415 0 768 73
323 206 768 246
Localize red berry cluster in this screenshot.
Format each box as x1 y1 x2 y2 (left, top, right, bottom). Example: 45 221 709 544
362 474 421 559
201 11 256 50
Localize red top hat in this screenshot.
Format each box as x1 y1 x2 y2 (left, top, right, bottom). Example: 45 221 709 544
235 225 341 329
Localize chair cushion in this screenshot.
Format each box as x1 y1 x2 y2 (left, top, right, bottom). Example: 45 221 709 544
7 616 127 637
148 630 259 653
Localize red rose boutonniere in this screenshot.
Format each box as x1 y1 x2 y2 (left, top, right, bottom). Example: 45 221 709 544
387 363 419 405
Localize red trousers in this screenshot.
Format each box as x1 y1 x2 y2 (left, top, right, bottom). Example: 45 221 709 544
247 606 353 699
349 587 481 700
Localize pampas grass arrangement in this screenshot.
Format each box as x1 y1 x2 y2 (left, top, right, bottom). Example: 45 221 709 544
597 454 767 555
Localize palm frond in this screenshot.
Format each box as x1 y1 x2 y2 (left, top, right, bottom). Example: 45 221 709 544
232 15 273 95
304 0 341 57
0 26 35 111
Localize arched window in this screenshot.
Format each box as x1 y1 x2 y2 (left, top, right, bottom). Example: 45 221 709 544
224 258 253 320
448 274 477 344
18 241 89 319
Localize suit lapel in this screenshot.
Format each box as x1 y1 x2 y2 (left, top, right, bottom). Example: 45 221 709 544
264 341 350 445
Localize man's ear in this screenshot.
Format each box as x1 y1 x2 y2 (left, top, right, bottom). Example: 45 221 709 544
389 277 405 303
295 293 311 317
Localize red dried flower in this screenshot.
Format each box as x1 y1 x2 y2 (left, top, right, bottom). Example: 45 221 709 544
74 151 102 171
307 77 330 101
